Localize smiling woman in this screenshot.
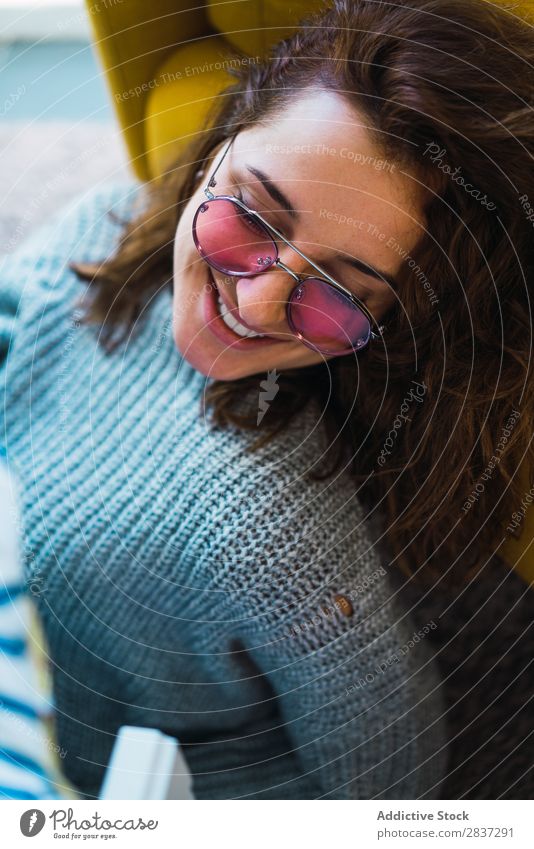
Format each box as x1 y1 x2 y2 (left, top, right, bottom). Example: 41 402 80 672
71 0 534 589
178 95 418 377
186 118 392 362
2 0 534 803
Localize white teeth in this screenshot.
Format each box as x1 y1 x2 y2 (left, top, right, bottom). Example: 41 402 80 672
216 294 264 338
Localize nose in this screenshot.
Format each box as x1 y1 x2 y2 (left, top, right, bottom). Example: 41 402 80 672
234 254 309 337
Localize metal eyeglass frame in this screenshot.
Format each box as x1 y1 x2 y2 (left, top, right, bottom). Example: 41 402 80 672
197 134 386 351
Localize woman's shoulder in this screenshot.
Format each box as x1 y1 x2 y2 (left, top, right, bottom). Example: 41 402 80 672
191 395 446 714
185 390 386 599
0 179 145 302
0 180 148 407
22 179 144 256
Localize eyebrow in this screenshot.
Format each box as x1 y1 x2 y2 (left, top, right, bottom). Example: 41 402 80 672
245 164 299 220
244 163 398 290
340 255 398 290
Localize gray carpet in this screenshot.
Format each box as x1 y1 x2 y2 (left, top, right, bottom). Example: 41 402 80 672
0 121 130 254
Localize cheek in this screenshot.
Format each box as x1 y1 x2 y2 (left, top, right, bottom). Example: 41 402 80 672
174 202 195 256
173 199 206 291
173 178 207 261
367 288 397 321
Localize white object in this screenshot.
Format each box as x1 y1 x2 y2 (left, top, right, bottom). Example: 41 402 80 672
99 725 195 800
0 1 89 42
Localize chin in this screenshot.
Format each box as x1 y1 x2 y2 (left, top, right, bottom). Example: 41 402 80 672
172 324 243 381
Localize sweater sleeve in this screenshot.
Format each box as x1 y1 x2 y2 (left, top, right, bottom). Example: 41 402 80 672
200 441 449 800
0 265 18 385
0 180 144 377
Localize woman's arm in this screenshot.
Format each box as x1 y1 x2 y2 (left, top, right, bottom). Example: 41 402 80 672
199 442 449 799
227 576 448 799
0 181 143 385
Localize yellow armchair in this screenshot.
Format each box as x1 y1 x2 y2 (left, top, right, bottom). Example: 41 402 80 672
85 0 324 180
86 0 534 181
86 0 534 584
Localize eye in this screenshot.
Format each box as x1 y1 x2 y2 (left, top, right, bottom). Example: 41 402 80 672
232 190 270 238
232 181 374 304
234 187 260 215
233 185 288 239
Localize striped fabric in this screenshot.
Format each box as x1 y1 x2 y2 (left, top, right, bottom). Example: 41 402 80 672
0 452 61 800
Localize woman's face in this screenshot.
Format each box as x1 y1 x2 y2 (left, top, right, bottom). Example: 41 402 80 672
172 90 429 380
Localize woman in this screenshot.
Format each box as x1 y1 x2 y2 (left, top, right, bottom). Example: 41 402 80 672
1 0 532 799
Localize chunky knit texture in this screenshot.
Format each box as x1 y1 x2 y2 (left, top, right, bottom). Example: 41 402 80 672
0 182 448 800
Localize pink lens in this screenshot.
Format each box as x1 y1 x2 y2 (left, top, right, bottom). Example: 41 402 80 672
192 197 277 275
288 278 372 354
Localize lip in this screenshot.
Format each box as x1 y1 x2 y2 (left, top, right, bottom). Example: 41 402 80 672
202 268 285 350
213 276 240 318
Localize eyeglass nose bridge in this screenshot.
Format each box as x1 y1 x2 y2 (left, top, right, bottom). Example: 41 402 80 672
250 254 307 292
269 258 385 342
271 257 302 285
259 257 322 312
246 256 305 321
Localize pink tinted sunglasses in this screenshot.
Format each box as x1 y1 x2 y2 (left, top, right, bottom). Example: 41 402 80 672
192 136 386 356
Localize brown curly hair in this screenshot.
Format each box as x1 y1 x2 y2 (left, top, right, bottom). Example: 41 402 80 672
70 0 534 589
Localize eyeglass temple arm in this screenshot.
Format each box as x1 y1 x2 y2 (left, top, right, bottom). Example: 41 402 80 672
204 137 236 199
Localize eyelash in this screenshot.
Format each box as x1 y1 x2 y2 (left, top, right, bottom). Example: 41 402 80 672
234 186 287 233
233 185 370 303
231 187 276 241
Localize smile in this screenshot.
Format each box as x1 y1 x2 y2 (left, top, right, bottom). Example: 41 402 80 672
202 268 285 350
215 291 265 338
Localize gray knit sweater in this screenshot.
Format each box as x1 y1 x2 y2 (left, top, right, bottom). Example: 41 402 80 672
0 182 448 800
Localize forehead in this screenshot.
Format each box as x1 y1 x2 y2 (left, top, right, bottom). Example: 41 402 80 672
235 89 429 272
